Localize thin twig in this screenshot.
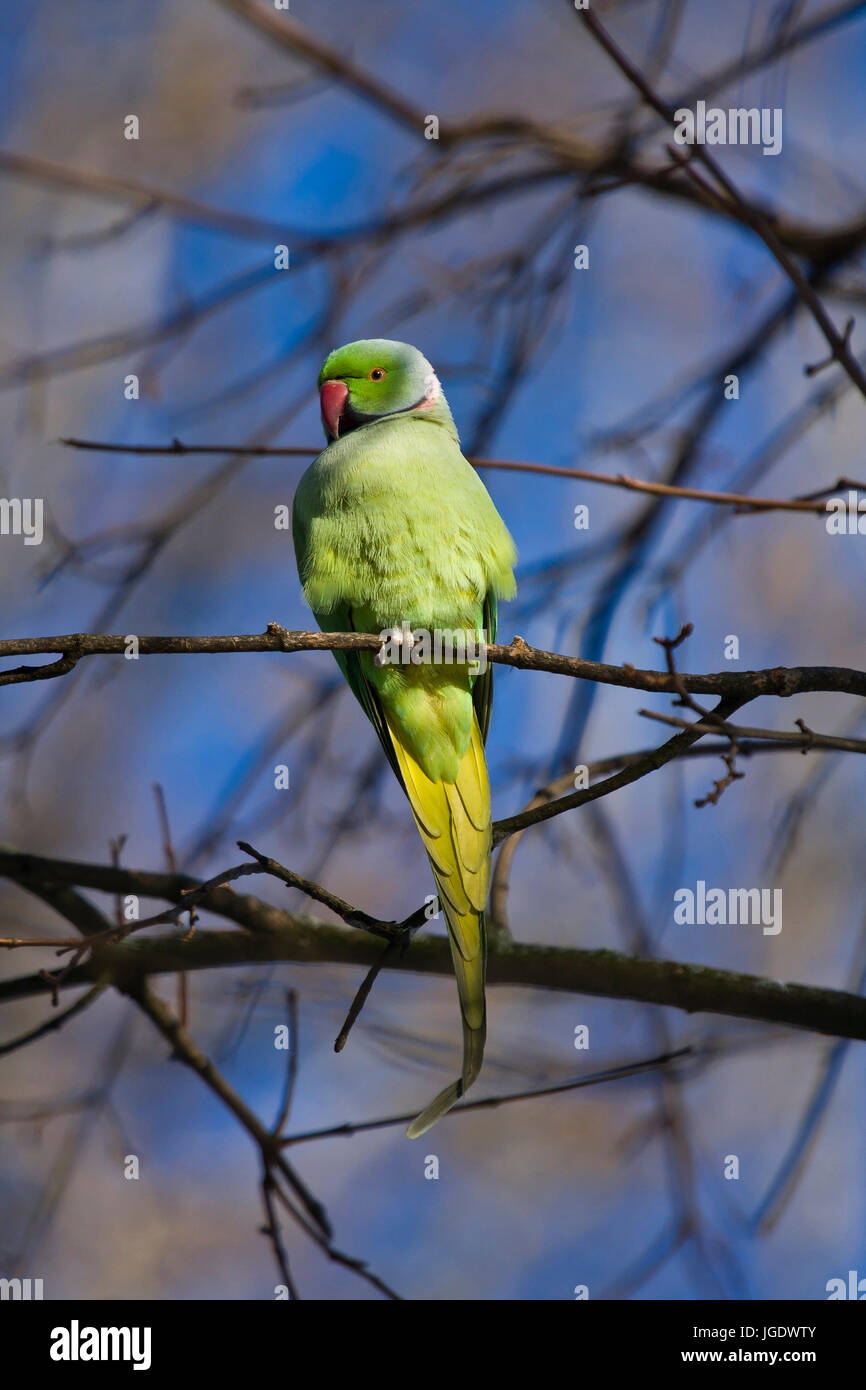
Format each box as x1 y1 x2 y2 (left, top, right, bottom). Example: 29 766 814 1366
58 437 860 514
282 1046 695 1142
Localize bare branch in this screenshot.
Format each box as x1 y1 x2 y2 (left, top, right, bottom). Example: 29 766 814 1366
2 850 866 1043
58 436 863 515
578 6 866 400
283 1047 695 1143
1 626 865 701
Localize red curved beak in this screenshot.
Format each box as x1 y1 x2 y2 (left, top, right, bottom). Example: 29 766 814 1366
320 379 349 440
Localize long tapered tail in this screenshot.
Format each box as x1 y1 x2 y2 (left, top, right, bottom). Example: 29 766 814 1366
384 712 491 1139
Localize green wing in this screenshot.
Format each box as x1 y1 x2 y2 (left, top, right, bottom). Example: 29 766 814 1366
316 600 406 788
293 497 405 786
472 591 497 747
315 594 497 771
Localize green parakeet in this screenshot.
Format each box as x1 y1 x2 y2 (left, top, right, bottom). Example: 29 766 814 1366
292 339 516 1137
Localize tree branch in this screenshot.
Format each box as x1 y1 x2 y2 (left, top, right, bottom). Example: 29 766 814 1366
1 625 864 700
58 436 863 516
2 850 866 1043
578 6 866 400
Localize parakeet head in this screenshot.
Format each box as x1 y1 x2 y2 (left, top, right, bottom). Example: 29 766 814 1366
317 338 453 442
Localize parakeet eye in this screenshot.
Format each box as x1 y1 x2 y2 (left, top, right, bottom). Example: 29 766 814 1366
368 367 386 381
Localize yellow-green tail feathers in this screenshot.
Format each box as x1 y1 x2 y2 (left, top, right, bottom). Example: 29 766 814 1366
385 713 490 1138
